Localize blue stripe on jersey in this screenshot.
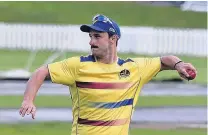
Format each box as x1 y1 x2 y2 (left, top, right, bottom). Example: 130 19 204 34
80 55 96 62
117 58 134 66
91 98 133 109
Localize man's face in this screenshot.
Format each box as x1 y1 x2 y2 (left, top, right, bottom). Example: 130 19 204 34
89 31 111 58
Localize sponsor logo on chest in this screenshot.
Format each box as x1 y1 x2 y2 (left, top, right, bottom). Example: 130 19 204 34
119 69 130 79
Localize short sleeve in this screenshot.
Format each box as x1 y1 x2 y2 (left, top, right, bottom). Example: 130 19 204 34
48 57 80 86
131 57 161 84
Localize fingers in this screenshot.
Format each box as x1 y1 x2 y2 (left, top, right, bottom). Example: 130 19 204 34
181 68 190 78
31 108 36 119
186 63 197 74
20 106 36 118
179 72 189 80
26 107 33 115
177 62 197 80
19 104 26 116
19 102 36 119
19 104 28 117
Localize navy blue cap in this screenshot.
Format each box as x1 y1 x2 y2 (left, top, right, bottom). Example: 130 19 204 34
80 14 121 39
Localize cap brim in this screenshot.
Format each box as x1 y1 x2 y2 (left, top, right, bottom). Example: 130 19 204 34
80 25 106 33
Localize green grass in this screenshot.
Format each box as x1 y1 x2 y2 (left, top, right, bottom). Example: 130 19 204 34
1 96 206 108
0 122 206 135
0 1 206 28
0 50 54 71
0 49 207 85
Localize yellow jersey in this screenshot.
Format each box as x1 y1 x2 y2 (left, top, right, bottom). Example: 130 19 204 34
48 55 161 135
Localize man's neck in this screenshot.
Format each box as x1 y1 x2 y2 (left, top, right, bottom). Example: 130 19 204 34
95 53 118 64
94 44 118 64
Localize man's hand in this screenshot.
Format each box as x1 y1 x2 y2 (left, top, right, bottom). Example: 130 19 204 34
19 100 36 119
175 62 197 80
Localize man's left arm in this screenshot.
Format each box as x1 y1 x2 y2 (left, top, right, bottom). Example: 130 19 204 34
160 55 197 80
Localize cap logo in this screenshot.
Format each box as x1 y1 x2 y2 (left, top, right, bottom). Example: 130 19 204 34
92 20 97 24
109 28 115 32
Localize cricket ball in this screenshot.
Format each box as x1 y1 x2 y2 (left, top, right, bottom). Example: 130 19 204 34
186 69 196 80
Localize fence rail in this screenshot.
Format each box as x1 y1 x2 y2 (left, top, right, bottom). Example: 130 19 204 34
0 23 207 56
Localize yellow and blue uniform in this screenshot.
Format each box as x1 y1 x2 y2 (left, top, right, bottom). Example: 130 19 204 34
48 55 161 135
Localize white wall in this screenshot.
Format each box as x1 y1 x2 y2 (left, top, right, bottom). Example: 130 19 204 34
0 23 207 56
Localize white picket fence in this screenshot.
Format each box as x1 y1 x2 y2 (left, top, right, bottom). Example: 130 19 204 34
0 23 207 56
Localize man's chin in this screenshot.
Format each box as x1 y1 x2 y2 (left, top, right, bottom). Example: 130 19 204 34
91 51 99 56
91 52 97 56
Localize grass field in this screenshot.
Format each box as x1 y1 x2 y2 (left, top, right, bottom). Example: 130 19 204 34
0 1 206 28
0 2 206 134
0 49 207 85
2 96 206 108
0 122 206 135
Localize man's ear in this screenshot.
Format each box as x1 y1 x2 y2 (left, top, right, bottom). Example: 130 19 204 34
111 35 118 42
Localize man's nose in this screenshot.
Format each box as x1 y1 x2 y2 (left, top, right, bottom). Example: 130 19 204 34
89 39 95 46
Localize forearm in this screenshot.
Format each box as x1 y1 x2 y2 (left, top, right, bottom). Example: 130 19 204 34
23 66 49 102
160 55 182 70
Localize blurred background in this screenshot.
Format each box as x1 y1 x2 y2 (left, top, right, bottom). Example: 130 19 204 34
0 1 207 135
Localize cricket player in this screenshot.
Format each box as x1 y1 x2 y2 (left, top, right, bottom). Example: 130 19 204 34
19 14 197 135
